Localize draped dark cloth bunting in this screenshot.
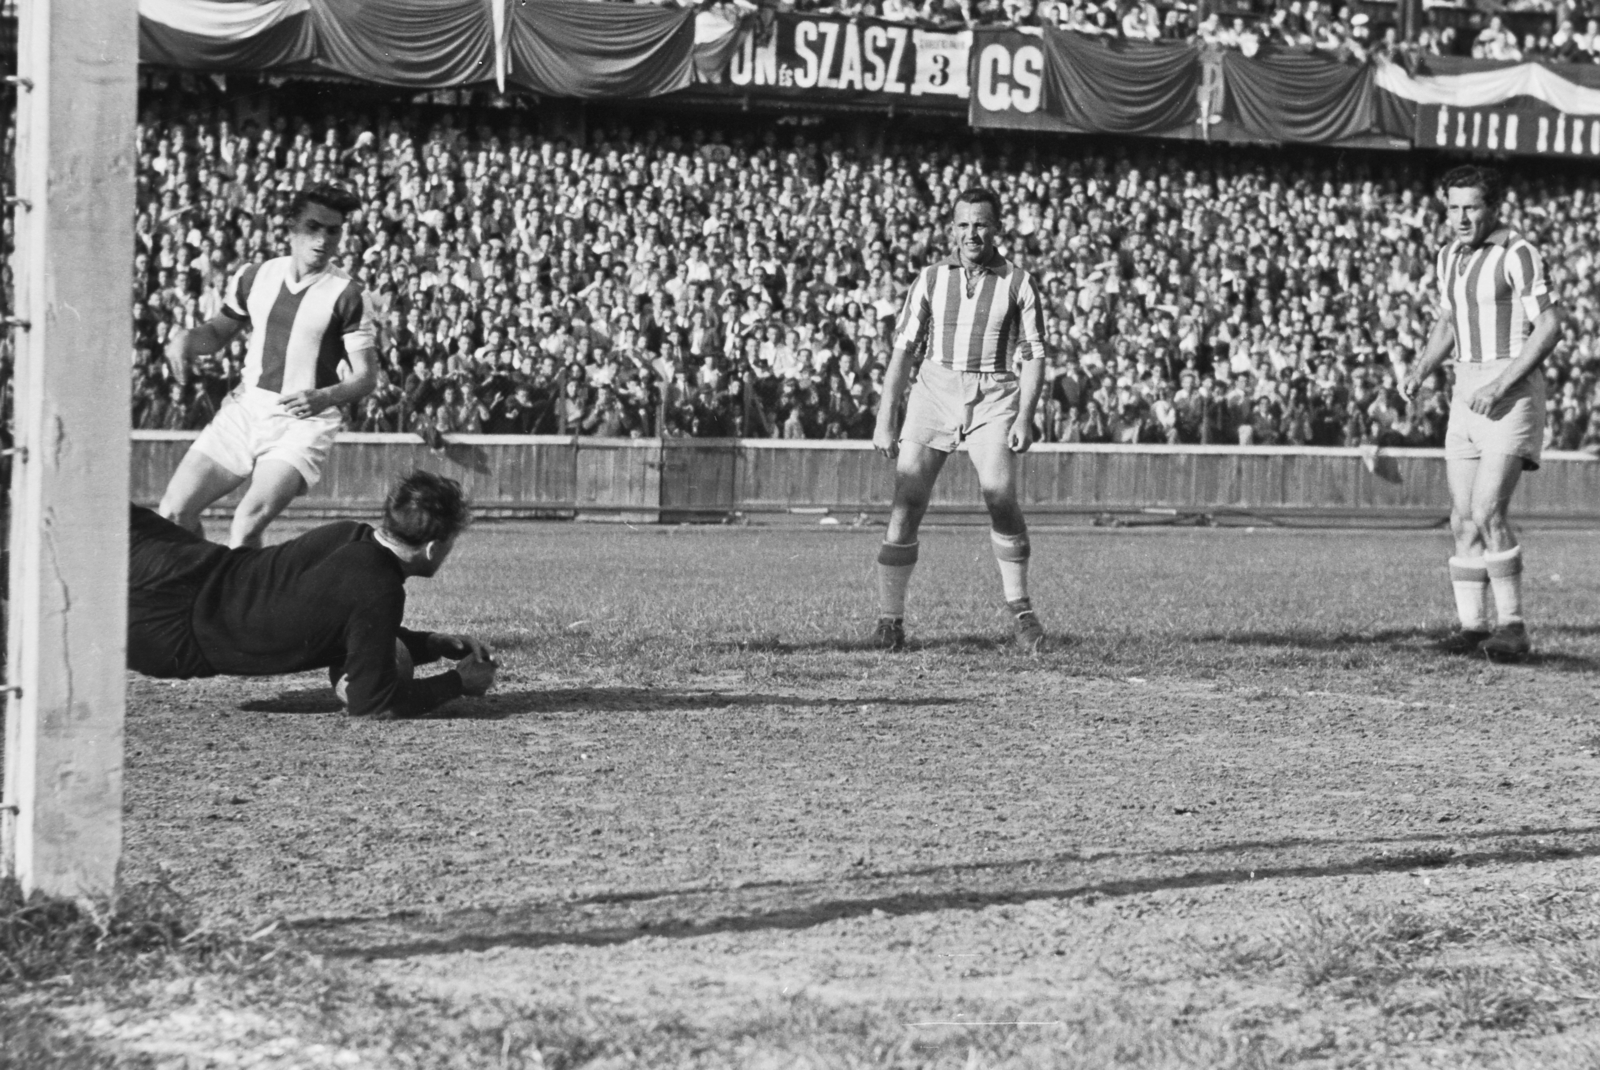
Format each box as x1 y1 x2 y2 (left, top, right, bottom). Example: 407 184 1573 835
139 0 317 71
1042 28 1198 134
139 17 316 70
311 0 496 86
1219 47 1378 144
506 0 693 98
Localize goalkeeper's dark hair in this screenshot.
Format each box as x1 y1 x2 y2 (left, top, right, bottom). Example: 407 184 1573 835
1439 165 1504 208
287 183 362 222
383 470 471 547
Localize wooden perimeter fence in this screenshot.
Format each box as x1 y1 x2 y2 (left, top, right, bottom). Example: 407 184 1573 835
130 432 1600 525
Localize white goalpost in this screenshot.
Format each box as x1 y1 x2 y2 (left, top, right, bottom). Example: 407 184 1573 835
0 0 136 898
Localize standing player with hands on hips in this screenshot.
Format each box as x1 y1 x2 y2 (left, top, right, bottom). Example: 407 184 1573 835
1403 165 1563 661
159 183 378 548
871 187 1049 653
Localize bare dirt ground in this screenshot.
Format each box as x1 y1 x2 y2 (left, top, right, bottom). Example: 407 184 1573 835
12 523 1600 1067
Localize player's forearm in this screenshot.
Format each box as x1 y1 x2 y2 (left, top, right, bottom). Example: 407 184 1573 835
874 349 914 430
1493 310 1563 395
1413 319 1455 380
316 352 379 407
1014 359 1047 425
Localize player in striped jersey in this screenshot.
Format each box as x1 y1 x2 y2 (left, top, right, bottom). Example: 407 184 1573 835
1403 165 1562 661
158 184 378 548
870 188 1049 652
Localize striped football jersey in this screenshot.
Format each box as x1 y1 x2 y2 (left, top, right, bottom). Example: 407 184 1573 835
222 257 376 393
1435 229 1554 364
892 254 1048 374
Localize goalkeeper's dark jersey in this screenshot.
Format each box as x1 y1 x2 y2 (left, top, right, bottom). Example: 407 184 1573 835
128 506 462 718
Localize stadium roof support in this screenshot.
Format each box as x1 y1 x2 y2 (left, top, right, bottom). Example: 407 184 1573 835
1 0 136 899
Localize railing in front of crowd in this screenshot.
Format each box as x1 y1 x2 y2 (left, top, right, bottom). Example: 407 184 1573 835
129 432 1600 526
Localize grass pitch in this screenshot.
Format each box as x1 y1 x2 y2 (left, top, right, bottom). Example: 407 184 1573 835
9 521 1600 1067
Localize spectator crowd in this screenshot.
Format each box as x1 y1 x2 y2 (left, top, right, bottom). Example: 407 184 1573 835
706 0 1600 65
7 78 1600 451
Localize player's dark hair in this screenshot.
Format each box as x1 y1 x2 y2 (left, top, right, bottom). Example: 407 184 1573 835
954 187 1003 221
287 183 362 222
383 470 471 547
1440 165 1503 208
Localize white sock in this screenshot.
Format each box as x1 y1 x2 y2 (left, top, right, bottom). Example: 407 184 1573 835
1448 555 1489 631
877 541 918 618
1484 546 1525 626
991 531 1030 603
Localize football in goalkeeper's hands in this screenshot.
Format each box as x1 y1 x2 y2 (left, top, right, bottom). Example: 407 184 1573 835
334 638 414 707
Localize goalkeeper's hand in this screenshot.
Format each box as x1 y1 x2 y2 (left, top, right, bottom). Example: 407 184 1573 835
455 652 497 697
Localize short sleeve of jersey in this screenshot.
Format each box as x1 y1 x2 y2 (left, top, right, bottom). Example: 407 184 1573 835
1014 270 1048 363
335 283 377 355
222 263 259 322
1506 240 1554 322
892 267 935 352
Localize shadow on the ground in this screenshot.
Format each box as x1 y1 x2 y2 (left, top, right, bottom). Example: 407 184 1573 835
238 686 964 719
238 690 344 714
714 632 1066 655
1192 627 1600 672
303 822 1600 960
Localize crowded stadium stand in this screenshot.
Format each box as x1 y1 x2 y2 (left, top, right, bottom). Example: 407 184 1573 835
5 3 1600 452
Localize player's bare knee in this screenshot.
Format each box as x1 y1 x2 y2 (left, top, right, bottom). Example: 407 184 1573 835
1479 511 1516 551
230 501 280 545
1469 504 1505 538
982 490 1023 529
893 480 932 516
158 498 201 534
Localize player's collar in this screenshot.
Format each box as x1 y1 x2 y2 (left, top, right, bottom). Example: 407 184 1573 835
946 250 1007 275
1463 226 1512 252
284 266 330 293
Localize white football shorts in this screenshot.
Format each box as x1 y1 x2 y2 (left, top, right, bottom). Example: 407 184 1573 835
190 386 342 489
1443 360 1545 471
901 361 1022 454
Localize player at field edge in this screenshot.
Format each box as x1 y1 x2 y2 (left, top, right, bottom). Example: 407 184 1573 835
1402 165 1563 661
159 183 378 548
871 187 1048 653
128 469 497 719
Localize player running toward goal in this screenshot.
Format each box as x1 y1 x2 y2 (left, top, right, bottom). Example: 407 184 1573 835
159 184 378 548
1403 165 1562 661
129 470 496 719
871 187 1048 652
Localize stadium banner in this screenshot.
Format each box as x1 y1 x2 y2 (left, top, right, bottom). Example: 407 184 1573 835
702 13 970 108
1415 101 1600 157
967 28 1070 132
506 0 694 98
1378 55 1600 116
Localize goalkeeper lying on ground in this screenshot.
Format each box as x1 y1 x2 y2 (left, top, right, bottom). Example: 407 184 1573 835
128 469 496 718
